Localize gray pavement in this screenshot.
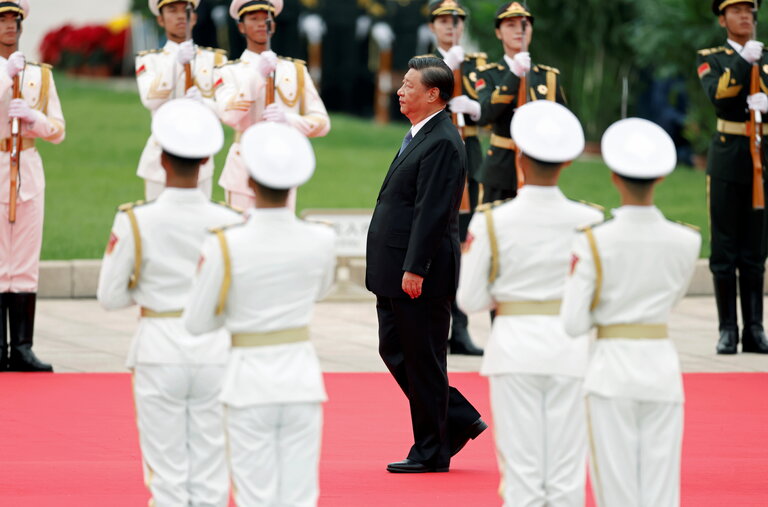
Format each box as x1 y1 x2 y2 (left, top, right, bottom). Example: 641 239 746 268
31 296 768 374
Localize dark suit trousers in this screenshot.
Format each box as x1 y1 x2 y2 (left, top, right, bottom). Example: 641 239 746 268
376 295 481 467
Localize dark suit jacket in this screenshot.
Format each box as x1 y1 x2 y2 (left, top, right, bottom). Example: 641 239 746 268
365 110 467 298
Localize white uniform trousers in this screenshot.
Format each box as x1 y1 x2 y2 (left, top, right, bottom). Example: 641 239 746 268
586 394 683 507
0 193 44 292
490 374 586 507
133 364 229 507
226 189 297 213
145 178 213 201
225 402 322 507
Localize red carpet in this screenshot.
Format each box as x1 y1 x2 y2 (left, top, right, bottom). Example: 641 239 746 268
0 372 766 506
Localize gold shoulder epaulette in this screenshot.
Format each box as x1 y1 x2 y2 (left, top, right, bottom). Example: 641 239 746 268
280 56 306 66
475 202 492 212
697 46 727 56
578 200 605 213
476 62 503 73
213 200 244 214
465 52 487 59
578 218 612 232
199 46 227 55
117 200 148 212
476 198 511 212
537 64 560 74
26 61 51 69
675 220 701 232
208 222 245 234
216 58 241 68
136 48 163 57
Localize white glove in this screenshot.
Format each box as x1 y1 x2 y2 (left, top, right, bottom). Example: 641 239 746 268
449 95 481 121
444 45 465 71
258 50 278 77
742 40 764 64
6 51 25 78
185 85 203 102
262 103 287 123
9 98 36 124
748 92 768 114
177 40 195 65
355 15 372 40
300 14 326 44
371 22 395 51
510 51 531 77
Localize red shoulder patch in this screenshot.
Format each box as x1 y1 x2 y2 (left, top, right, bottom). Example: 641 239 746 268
214 77 224 90
197 255 205 273
697 62 711 78
569 253 580 275
136 64 146 76
475 78 486 92
106 232 118 255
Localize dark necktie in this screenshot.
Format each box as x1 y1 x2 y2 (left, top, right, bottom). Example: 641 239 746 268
398 130 413 156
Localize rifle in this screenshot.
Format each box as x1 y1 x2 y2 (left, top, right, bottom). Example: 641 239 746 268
8 15 22 224
183 3 194 91
749 0 765 209
514 18 528 190
374 37 392 124
451 12 471 214
265 11 276 106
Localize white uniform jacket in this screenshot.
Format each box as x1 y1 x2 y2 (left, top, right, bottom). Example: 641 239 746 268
135 41 227 183
97 188 244 367
560 206 701 403
0 57 65 203
183 208 336 407
457 186 603 378
215 50 330 195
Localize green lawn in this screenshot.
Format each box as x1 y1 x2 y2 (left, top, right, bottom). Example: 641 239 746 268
38 75 710 260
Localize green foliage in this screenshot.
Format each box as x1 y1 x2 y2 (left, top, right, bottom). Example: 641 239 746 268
461 0 730 153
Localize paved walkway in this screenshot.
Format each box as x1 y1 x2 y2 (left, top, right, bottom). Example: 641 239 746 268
32 296 768 373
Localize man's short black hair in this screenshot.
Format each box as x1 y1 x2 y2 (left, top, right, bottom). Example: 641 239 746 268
163 150 203 176
616 174 657 186
251 180 291 204
525 155 562 171
407 56 454 103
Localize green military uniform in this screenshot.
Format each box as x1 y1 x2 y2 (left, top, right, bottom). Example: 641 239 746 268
475 2 566 203
697 0 768 354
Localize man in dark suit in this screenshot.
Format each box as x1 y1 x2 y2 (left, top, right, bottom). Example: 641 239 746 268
366 56 487 473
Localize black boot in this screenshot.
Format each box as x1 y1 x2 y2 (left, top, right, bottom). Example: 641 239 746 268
713 276 739 354
449 301 483 356
7 293 53 372
0 293 8 371
739 276 768 354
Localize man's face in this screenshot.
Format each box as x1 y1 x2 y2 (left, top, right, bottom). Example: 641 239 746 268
0 13 20 47
398 68 438 120
495 16 532 53
719 3 755 38
158 2 197 41
238 11 273 45
429 14 464 48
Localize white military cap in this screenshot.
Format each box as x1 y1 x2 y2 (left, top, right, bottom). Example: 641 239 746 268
241 122 315 189
601 118 676 179
230 0 283 20
151 98 224 158
149 0 199 17
0 0 29 19
510 100 584 163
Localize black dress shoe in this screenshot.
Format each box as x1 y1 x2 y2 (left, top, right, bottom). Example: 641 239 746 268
451 418 488 456
742 326 768 353
716 328 738 355
386 459 449 473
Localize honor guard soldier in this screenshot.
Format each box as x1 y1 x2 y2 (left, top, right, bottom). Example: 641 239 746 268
561 119 701 507
698 0 768 354
426 0 486 356
184 122 335 507
475 2 566 203
216 0 330 210
97 99 243 506
136 0 228 200
0 0 64 372
458 101 602 506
